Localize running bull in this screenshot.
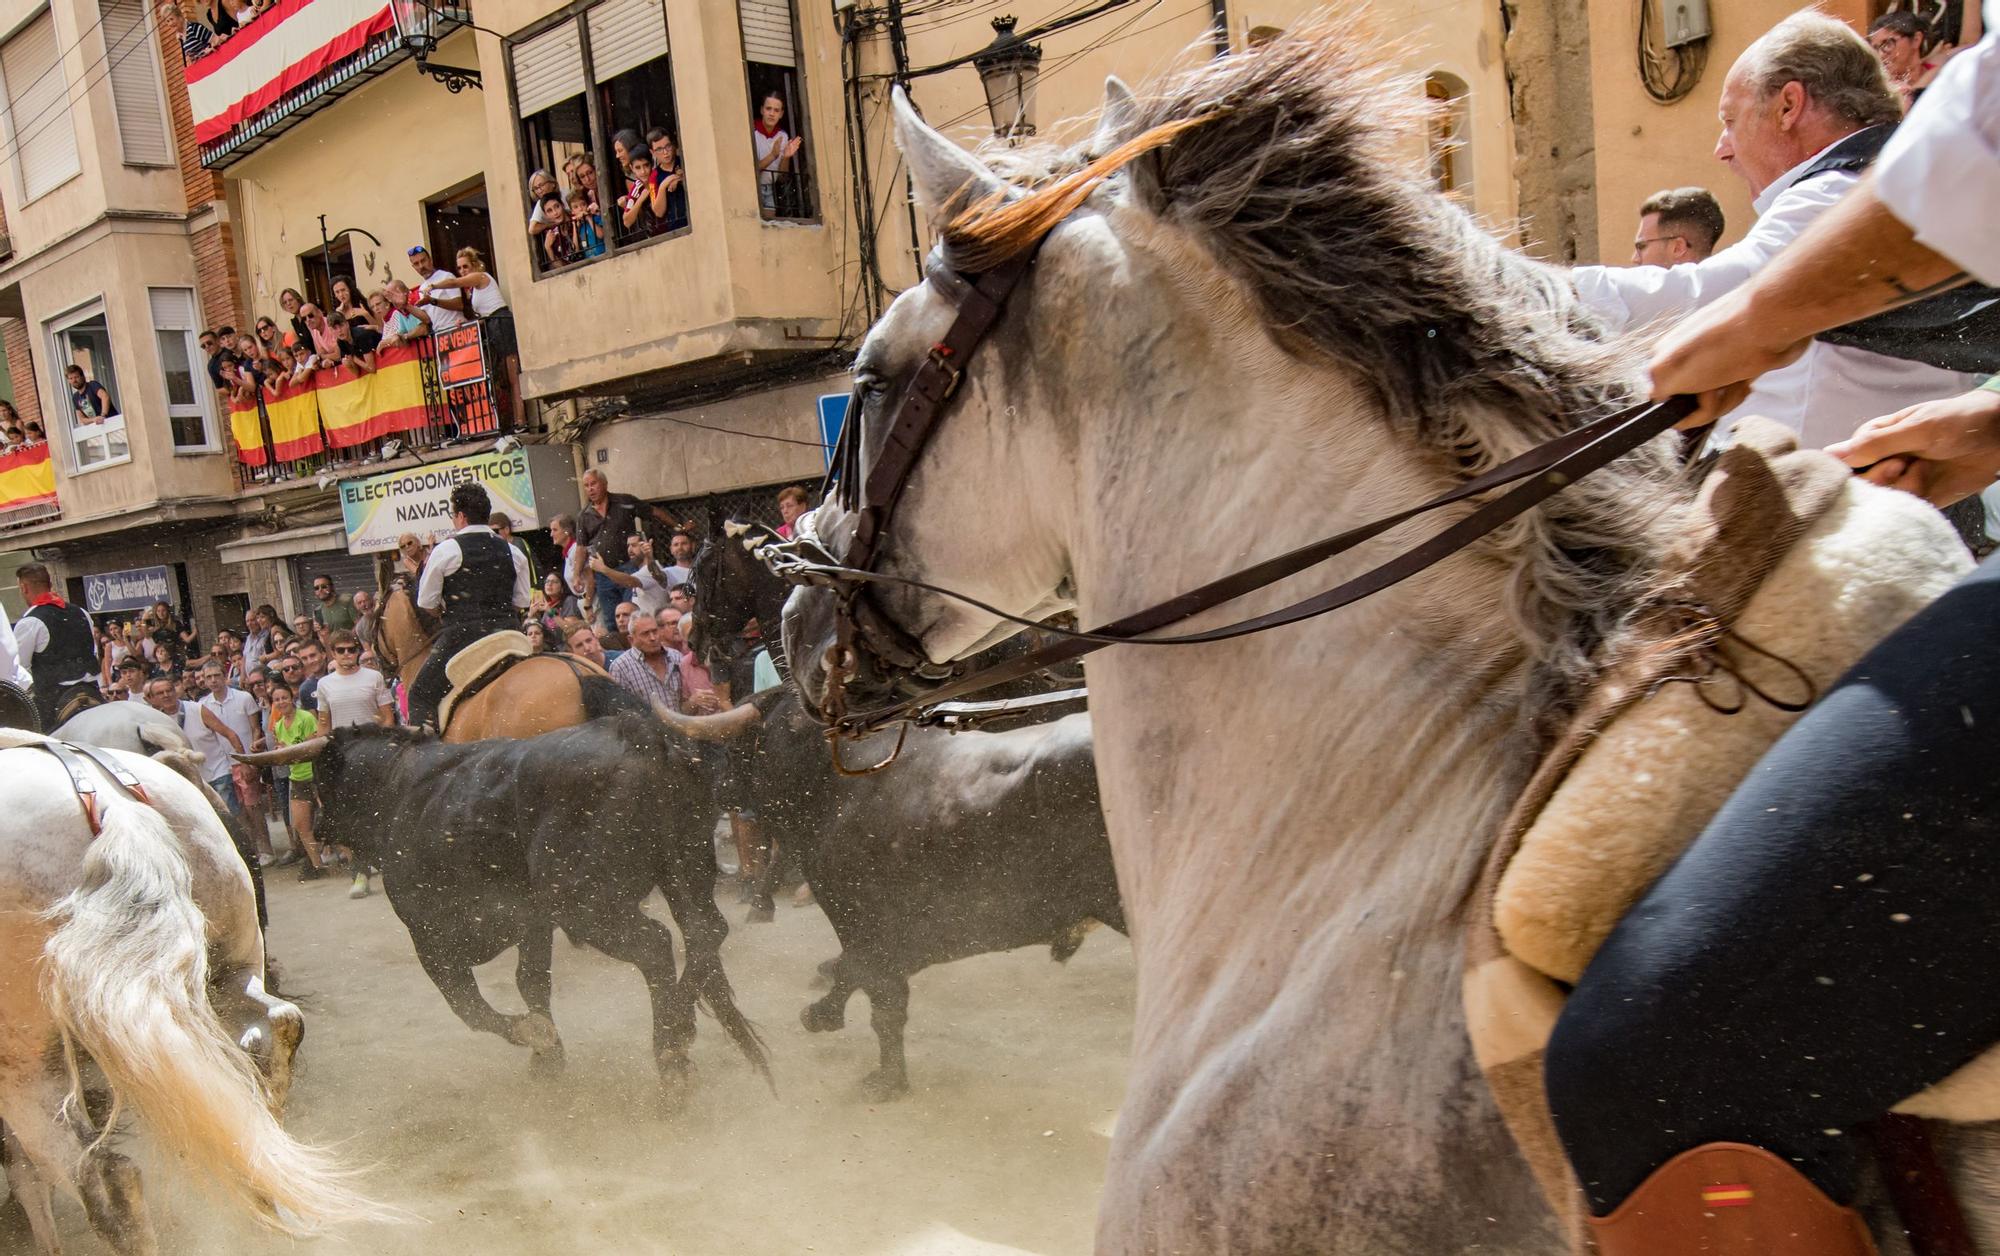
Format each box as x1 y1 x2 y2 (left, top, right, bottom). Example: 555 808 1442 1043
237 715 770 1103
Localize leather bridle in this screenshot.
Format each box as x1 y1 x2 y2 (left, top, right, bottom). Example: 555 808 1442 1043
764 237 1699 771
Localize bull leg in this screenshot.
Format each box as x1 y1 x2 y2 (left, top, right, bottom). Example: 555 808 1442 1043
801 959 857 1032
738 816 776 923
514 921 564 1079
862 973 913 1101
4 1068 156 1255
3 1125 61 1256
558 910 689 1107
412 946 561 1061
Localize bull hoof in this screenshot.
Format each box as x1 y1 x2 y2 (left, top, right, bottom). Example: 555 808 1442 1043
801 1000 844 1033
746 904 775 924
527 1044 566 1081
859 1068 910 1102
507 1012 563 1055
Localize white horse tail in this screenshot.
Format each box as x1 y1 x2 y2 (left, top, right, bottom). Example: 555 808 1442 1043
41 795 376 1234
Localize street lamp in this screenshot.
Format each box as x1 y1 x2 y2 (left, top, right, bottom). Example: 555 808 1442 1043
388 0 483 92
972 16 1042 140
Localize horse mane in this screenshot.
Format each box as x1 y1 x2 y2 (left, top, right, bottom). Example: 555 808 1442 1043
942 24 1690 725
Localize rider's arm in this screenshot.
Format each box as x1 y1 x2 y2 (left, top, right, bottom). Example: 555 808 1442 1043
510 544 532 610
414 539 458 613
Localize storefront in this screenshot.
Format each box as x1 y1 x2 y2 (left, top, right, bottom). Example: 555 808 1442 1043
336 445 580 554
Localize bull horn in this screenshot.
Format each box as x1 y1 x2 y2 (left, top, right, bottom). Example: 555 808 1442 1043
651 702 763 742
234 737 329 767
724 520 750 538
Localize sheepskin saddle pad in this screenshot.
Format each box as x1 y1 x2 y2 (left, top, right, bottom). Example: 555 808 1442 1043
1463 418 1980 1241
438 630 535 728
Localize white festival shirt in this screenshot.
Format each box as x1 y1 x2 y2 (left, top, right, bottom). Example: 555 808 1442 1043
1876 22 2000 286
196 686 261 781
1571 138 1982 449
0 602 28 689
418 268 470 333
315 666 394 729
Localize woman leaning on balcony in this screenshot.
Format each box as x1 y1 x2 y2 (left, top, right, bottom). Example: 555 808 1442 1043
422 248 521 433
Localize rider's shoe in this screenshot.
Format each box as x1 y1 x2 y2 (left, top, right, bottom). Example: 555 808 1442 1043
1589 1142 1878 1255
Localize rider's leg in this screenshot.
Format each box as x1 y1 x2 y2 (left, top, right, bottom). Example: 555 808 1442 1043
1546 555 2000 1242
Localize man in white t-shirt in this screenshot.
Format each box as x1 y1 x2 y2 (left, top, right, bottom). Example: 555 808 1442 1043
315 630 395 729
593 533 678 615
407 245 469 333
194 660 262 813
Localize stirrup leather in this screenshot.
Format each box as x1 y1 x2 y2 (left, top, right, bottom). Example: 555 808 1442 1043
1589 1142 1878 1255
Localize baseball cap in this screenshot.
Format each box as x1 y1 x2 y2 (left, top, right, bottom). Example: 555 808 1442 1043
407 245 428 256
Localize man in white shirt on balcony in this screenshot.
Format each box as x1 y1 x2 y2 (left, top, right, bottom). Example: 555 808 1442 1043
1569 11 1983 449
407 245 469 334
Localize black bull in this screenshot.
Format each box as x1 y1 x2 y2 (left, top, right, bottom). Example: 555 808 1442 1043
248 717 770 1099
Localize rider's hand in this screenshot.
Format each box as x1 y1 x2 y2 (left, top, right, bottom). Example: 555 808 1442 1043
1646 284 1810 430
1825 387 2000 507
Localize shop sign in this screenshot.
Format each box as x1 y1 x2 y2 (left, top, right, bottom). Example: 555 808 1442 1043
83 565 175 613
338 449 541 554
436 325 488 388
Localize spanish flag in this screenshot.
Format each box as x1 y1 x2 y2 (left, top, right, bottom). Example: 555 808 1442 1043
229 396 269 465
315 341 429 447
265 377 325 461
0 441 56 511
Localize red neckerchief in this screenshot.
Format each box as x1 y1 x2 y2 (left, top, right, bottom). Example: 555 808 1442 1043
754 119 783 139
28 591 67 610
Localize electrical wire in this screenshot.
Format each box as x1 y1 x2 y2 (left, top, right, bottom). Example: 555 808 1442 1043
0 4 169 170
1637 0 1708 104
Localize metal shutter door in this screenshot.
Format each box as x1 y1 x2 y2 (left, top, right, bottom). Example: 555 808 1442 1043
101 0 172 166
511 20 586 117
587 0 669 83
737 0 795 66
1 10 82 201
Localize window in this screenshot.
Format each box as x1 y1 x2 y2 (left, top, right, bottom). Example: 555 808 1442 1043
47 304 129 472
149 288 218 452
508 0 687 277
1425 73 1472 205
0 10 83 202
739 0 816 221
101 0 174 167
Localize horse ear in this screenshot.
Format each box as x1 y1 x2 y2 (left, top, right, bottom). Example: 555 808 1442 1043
892 86 1003 225
1090 76 1138 154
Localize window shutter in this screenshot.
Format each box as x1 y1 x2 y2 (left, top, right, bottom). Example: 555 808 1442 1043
737 0 796 66
511 20 586 118
148 286 196 329
587 0 669 83
1 10 83 201
101 0 173 167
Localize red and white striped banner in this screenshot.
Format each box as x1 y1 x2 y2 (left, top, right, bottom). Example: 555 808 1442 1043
184 0 394 145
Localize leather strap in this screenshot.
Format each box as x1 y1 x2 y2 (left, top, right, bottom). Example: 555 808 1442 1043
33 738 152 836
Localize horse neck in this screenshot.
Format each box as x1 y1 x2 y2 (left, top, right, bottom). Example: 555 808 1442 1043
381 593 434 685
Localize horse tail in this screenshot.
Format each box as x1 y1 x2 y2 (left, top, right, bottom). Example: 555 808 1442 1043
684 942 773 1091
41 795 379 1233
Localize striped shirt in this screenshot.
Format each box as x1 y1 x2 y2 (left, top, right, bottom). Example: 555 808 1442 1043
609 645 683 713
179 18 212 60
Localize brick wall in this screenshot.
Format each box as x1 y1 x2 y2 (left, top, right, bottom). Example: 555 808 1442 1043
3 318 43 427
191 220 245 332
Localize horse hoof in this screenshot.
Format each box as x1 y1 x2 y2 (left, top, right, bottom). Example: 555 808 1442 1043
528 1045 566 1081
801 1001 844 1033
859 1069 909 1102
746 904 775 924
656 1053 694 1114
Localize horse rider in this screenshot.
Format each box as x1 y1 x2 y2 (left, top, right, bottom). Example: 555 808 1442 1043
1543 12 2000 1253
0 594 35 730
408 481 530 731
13 561 100 731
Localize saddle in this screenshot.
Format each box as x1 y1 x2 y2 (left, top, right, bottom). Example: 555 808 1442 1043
1464 419 1977 1249
437 630 535 731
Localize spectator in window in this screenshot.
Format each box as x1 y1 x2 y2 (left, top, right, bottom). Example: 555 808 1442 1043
406 246 470 333
66 365 114 424
612 128 645 176
526 169 561 240
753 92 804 220
647 129 691 229
302 302 374 374
567 186 606 259
202 0 235 40
1630 187 1726 266
2 425 21 449
423 247 519 432
164 0 211 60
619 149 674 240
776 485 811 537
23 421 43 443
254 315 283 358
540 193 579 271
200 329 228 392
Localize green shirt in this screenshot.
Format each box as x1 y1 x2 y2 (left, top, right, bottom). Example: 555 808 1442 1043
316 600 359 632
274 708 319 782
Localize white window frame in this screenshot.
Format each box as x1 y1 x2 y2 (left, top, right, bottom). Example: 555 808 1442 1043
148 287 219 453
45 298 131 475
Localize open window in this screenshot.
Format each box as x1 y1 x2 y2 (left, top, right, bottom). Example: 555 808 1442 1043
47 303 128 472
739 0 815 221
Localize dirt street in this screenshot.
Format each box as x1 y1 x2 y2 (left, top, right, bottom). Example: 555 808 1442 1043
13 869 1135 1255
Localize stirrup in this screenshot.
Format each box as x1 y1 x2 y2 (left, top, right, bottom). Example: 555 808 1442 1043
1589 1142 1878 1255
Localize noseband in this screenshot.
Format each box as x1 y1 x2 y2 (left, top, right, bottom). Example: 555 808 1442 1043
764 233 1699 771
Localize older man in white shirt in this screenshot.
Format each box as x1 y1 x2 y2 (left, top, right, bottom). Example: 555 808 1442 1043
1571 11 1983 449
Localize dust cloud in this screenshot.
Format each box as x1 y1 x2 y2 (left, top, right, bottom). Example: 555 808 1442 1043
16 877 1135 1255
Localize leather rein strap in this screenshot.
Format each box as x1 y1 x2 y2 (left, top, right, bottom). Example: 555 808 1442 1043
32 738 153 836
799 240 1699 740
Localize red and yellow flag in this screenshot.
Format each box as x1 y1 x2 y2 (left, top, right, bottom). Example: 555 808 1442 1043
229 396 269 466
0 441 56 511
316 342 429 448
265 377 324 461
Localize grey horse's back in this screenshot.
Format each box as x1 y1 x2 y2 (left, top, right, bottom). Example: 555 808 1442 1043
54 702 193 757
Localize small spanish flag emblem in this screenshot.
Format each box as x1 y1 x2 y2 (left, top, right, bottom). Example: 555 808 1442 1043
1702 1185 1755 1208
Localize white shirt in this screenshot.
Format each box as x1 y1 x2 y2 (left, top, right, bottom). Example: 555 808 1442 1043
197 687 261 780
416 523 533 614
315 666 393 729
466 274 506 319
1877 23 2000 286
175 699 231 780
418 268 469 333
0 602 29 689
1573 137 1982 449
628 563 672 615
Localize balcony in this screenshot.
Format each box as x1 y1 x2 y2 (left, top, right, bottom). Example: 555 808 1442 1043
0 440 61 534
191 0 469 168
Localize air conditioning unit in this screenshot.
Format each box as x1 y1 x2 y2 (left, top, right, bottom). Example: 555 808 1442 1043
1664 0 1711 48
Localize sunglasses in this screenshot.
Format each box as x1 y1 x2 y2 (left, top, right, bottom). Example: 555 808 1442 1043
333 645 360 655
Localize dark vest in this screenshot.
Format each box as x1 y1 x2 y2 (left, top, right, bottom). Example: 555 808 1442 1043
1799 125 2000 375
441 530 518 629
24 601 98 695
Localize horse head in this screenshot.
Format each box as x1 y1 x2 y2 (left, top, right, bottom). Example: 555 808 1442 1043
370 584 434 681
689 521 789 670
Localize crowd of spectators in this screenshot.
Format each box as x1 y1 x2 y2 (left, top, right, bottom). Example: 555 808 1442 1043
0 399 47 450
530 127 693 276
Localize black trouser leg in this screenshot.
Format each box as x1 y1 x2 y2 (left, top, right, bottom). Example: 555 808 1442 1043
1547 554 2000 1214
